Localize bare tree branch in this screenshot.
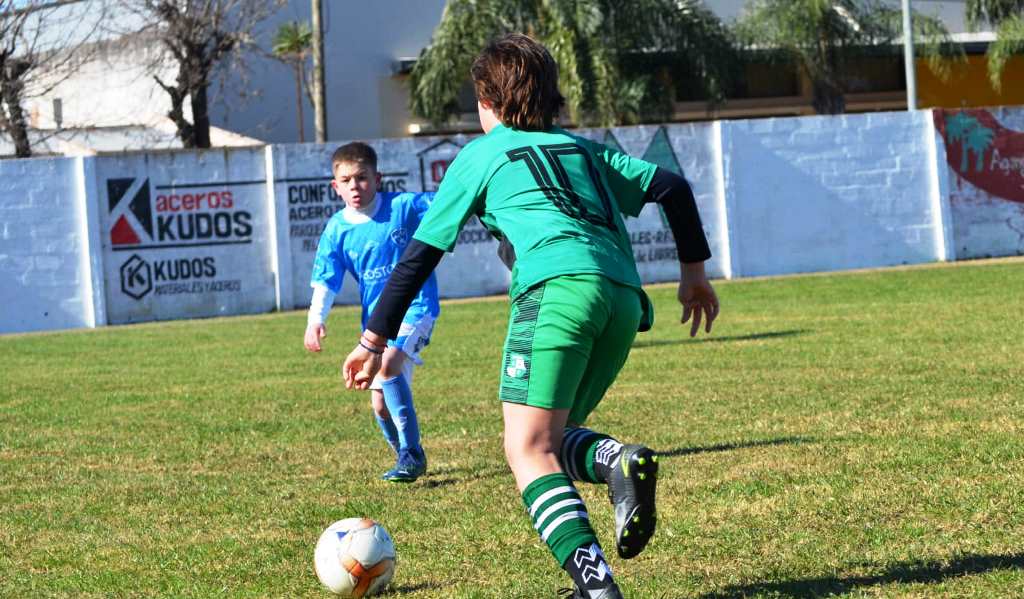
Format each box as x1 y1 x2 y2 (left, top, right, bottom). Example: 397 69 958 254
0 0 110 157
117 0 282 149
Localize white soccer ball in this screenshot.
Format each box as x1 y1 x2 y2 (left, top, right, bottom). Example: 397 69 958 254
314 518 397 597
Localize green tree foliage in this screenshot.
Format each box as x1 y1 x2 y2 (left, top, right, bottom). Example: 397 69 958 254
409 0 737 128
272 21 313 142
735 0 961 114
966 0 1024 90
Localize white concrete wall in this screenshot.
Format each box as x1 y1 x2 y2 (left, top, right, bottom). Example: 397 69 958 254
0 157 100 334
5 107 1024 335
721 111 945 277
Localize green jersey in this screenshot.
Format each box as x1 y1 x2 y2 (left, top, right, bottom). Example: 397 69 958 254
413 125 657 300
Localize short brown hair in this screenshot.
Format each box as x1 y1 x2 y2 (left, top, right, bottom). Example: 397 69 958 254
470 33 565 131
331 142 377 172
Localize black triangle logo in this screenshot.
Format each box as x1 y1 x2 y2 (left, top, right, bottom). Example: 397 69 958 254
128 179 153 238
107 178 134 212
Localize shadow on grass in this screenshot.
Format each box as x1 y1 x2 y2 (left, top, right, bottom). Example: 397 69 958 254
657 436 815 458
694 553 1024 599
383 581 444 595
632 329 810 349
419 465 508 489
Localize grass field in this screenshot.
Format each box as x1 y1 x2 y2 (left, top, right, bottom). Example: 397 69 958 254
2 258 1023 598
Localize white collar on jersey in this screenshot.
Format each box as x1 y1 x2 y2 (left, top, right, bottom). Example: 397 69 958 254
341 192 381 224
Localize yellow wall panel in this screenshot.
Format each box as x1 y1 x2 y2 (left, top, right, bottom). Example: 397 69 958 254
918 55 1024 108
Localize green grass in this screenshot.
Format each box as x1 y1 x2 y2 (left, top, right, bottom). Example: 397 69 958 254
2 258 1023 598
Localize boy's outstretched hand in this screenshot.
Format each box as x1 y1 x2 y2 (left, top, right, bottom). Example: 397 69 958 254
343 332 385 389
679 262 720 337
304 323 327 352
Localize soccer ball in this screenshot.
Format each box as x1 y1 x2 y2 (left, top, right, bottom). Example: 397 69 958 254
314 518 396 597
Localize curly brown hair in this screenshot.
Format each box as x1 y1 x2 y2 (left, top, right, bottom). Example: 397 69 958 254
470 33 565 131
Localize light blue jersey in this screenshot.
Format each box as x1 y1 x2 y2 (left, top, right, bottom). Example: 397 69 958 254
311 192 441 331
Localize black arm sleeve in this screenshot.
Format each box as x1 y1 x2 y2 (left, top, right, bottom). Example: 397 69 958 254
642 167 712 263
365 239 444 340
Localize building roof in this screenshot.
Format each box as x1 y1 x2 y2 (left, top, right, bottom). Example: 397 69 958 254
0 119 263 158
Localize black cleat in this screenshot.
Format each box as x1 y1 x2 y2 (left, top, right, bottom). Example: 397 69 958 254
557 584 625 599
607 444 659 559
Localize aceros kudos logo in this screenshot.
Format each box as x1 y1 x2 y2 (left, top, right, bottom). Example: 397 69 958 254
106 177 253 249
120 254 152 300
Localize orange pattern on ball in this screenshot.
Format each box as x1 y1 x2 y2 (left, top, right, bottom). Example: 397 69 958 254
342 556 394 598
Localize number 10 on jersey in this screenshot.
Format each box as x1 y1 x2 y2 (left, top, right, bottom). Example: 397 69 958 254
506 143 618 232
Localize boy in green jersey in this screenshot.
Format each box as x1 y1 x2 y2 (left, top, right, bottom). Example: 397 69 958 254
343 34 719 598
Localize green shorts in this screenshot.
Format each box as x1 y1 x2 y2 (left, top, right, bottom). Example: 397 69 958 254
499 274 644 425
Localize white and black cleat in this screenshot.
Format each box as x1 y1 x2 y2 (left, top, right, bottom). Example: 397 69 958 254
607 444 659 559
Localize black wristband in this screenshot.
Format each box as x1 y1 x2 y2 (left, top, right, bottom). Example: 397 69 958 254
358 340 384 355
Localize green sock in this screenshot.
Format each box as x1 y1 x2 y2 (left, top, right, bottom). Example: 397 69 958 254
560 427 623 484
522 472 598 566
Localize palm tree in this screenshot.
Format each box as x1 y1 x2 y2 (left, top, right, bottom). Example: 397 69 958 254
944 112 994 172
408 0 738 128
273 20 313 142
964 121 995 172
945 111 973 144
735 0 961 114
966 0 1024 90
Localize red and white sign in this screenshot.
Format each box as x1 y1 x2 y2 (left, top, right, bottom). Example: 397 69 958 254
935 109 1024 203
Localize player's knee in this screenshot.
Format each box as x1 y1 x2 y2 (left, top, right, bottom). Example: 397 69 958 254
370 393 388 418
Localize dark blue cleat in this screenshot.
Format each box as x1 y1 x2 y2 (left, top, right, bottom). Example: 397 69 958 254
381 447 427 482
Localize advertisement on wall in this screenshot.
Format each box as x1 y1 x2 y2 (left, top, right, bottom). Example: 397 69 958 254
97 149 277 324
934 108 1024 259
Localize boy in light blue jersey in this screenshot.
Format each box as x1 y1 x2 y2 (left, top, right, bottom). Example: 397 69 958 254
304 142 439 482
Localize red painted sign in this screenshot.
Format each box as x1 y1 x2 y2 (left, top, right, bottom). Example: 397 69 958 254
430 159 449 184
934 109 1024 203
